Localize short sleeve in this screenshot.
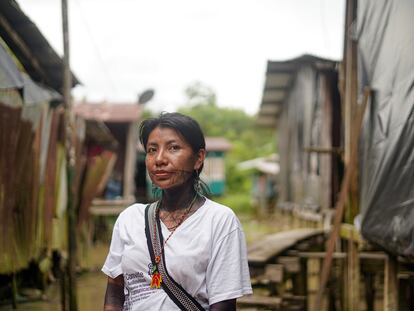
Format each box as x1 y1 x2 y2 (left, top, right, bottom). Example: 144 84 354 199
206 227 253 305
101 217 125 278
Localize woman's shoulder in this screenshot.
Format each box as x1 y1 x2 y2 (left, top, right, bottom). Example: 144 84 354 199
200 198 244 242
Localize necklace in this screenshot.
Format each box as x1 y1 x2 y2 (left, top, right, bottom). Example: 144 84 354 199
150 193 198 288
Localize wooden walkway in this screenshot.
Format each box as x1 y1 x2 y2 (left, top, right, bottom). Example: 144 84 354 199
239 228 327 311
247 228 326 266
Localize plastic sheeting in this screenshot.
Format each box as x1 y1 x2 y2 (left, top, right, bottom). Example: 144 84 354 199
357 0 414 257
0 43 24 89
22 73 61 105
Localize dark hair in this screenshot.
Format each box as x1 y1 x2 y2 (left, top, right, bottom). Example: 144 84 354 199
139 112 206 174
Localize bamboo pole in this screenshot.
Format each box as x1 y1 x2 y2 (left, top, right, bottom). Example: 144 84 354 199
61 1 78 310
342 1 360 310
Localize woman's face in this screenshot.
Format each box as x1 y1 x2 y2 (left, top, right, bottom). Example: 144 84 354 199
145 126 205 190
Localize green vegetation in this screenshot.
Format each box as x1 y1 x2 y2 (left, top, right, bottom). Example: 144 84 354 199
215 192 252 215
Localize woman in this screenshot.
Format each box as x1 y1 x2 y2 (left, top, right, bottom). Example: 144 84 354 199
102 112 252 310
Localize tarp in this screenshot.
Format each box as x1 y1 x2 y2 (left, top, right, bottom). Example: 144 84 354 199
357 0 414 257
22 73 61 105
0 42 23 89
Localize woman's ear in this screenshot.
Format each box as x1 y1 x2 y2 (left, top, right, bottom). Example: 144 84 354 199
194 149 206 171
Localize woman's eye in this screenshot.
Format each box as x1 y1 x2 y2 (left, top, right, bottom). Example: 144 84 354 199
169 145 180 151
147 147 157 154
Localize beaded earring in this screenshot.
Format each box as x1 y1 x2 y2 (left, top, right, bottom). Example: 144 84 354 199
194 169 201 194
151 183 162 199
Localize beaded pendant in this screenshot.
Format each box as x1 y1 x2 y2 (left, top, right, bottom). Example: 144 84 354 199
150 256 162 288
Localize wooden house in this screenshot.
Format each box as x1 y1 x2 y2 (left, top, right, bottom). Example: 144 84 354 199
257 54 342 224
0 0 118 283
0 0 81 275
238 154 279 216
74 101 143 214
202 137 232 196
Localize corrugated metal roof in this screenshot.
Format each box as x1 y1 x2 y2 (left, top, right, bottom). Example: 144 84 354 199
0 0 80 92
257 54 337 127
73 102 143 123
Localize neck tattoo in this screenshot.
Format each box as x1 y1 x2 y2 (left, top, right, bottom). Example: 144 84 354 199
150 193 198 288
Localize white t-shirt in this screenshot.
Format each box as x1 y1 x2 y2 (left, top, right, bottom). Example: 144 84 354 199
102 198 252 310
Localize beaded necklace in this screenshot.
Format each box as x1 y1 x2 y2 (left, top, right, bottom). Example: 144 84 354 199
150 193 198 288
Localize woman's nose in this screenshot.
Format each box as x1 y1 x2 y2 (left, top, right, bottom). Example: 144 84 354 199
155 149 167 165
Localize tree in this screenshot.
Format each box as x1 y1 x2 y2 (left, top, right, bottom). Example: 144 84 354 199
185 81 216 107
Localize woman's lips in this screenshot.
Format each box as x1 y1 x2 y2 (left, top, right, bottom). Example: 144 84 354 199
153 170 171 178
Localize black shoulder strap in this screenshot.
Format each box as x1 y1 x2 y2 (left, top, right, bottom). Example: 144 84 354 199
144 203 205 311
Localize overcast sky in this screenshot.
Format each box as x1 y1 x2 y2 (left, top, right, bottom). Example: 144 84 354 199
17 0 345 115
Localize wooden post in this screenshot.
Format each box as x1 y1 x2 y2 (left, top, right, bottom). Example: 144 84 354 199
346 240 360 311
343 1 360 310
11 273 17 309
60 271 67 311
61 0 78 310
384 256 398 311
123 123 137 200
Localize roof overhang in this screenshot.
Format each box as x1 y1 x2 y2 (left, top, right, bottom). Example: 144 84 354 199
74 102 143 123
0 0 80 92
257 54 338 128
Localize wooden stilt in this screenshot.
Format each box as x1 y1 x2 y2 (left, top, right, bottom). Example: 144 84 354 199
384 256 398 311
60 256 67 311
346 240 360 311
11 273 17 309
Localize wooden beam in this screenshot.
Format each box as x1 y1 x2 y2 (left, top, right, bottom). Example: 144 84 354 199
304 146 343 155
277 256 301 273
237 295 282 309
339 223 363 244
288 251 388 260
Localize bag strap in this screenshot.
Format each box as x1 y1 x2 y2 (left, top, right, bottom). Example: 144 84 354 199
145 203 205 311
